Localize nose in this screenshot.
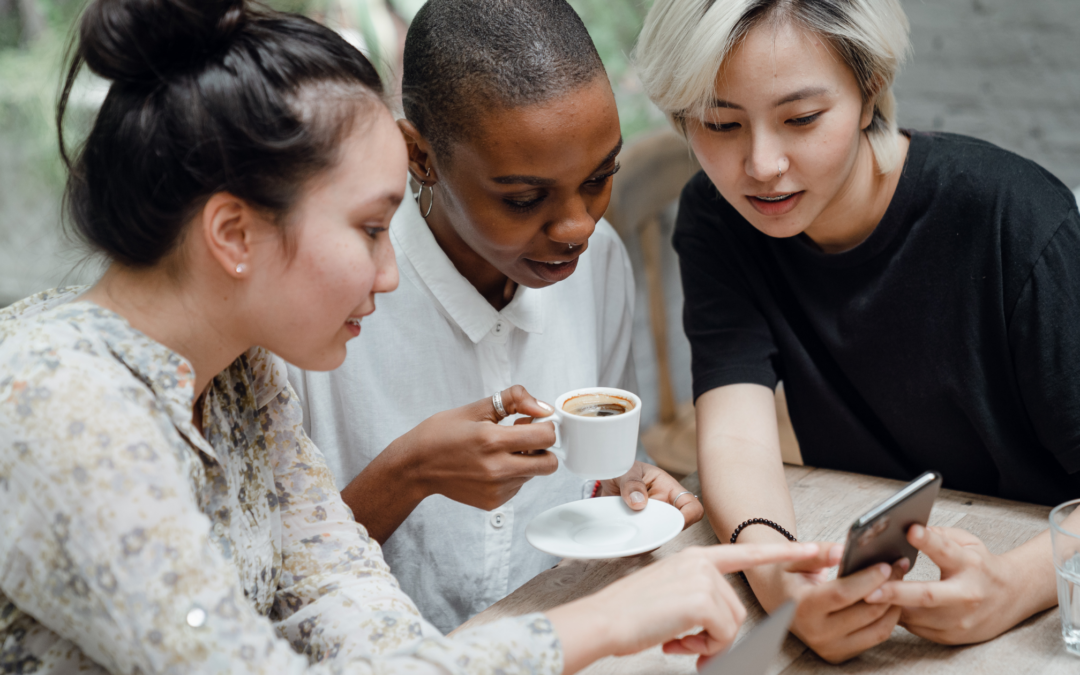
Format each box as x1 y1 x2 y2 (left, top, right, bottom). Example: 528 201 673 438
744 129 785 184
373 237 399 294
547 195 599 248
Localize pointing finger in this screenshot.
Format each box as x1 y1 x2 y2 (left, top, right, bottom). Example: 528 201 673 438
783 541 841 574
707 542 820 574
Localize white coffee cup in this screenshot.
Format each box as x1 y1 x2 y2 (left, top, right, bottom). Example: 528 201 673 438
531 387 641 479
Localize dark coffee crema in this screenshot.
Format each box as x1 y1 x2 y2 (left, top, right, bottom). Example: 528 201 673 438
562 393 636 418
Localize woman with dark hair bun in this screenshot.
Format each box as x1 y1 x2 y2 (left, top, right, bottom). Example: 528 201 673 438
0 0 817 672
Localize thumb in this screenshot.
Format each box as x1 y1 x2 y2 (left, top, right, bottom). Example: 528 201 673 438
620 478 649 511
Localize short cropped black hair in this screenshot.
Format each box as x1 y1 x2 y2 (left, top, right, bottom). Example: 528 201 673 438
402 0 605 159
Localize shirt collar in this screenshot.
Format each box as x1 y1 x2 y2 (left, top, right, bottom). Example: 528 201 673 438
391 199 544 343
19 290 220 461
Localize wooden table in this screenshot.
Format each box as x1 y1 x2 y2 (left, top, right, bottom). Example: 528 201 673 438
457 466 1077 673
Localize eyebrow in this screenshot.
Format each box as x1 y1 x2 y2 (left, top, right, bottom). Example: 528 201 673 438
711 86 831 110
354 192 403 214
491 137 624 187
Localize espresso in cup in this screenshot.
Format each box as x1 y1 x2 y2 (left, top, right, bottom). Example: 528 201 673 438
562 393 636 418
532 387 642 479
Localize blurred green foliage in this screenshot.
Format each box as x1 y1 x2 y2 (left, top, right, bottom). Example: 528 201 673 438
570 0 664 140
0 0 662 200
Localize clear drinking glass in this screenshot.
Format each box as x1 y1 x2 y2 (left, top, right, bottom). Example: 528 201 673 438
1050 499 1080 656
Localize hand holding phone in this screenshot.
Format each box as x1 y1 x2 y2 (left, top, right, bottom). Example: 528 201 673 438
838 471 942 577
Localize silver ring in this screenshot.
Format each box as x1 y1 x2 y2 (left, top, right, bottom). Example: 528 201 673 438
672 491 696 507
492 391 507 419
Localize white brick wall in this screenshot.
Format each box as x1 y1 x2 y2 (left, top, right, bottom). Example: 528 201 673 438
895 0 1080 188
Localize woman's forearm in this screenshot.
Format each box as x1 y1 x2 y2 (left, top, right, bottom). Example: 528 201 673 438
546 600 614 675
340 442 428 544
1003 528 1058 622
696 384 799 601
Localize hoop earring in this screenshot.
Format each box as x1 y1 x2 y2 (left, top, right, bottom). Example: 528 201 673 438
417 184 434 219
413 166 435 219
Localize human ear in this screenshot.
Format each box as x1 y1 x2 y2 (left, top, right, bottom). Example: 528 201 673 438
397 119 440 185
860 76 884 131
199 192 256 278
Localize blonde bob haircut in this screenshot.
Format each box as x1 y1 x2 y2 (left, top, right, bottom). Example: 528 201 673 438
633 0 911 174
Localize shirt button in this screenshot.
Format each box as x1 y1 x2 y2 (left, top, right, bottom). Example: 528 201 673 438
213 523 225 538
490 512 506 528
493 322 504 335
186 605 207 628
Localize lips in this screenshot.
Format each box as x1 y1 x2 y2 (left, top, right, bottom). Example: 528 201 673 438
747 190 804 216
344 309 371 338
524 255 580 284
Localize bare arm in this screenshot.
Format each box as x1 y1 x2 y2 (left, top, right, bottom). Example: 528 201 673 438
340 437 429 544
696 383 902 663
696 383 796 557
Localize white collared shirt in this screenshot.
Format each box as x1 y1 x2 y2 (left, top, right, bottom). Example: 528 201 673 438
288 199 637 633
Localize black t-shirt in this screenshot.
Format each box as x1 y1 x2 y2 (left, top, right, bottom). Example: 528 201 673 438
674 130 1080 506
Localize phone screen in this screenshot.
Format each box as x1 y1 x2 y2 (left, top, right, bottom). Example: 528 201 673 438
837 471 942 577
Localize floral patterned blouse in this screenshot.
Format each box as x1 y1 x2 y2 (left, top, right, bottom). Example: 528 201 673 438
0 288 563 675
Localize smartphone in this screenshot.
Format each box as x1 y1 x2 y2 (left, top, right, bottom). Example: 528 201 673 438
837 471 942 577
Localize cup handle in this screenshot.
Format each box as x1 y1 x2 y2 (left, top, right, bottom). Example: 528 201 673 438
531 409 565 462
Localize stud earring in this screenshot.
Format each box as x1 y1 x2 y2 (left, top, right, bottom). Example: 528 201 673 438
235 263 247 275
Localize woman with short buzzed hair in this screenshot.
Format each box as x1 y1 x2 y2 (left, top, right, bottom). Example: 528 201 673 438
288 0 701 635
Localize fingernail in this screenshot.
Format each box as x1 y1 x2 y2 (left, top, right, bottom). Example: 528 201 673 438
877 563 891 576
802 543 819 554
631 491 645 504
899 557 911 571
867 589 883 602
538 401 553 412
910 524 924 539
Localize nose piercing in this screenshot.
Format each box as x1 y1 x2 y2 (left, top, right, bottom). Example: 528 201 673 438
568 243 575 250
778 160 783 179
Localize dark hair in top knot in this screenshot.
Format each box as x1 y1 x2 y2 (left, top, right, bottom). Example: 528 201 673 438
402 0 605 160
58 0 387 268
79 0 246 85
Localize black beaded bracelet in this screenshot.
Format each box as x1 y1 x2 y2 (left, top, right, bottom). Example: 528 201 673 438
729 517 797 545
730 518 797 584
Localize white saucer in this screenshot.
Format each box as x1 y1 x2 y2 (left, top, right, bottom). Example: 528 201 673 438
526 496 684 559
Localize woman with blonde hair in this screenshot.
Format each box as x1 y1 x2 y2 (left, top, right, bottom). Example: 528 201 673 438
635 0 1080 663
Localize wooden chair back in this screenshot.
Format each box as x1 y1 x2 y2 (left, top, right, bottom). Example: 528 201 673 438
605 129 802 476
